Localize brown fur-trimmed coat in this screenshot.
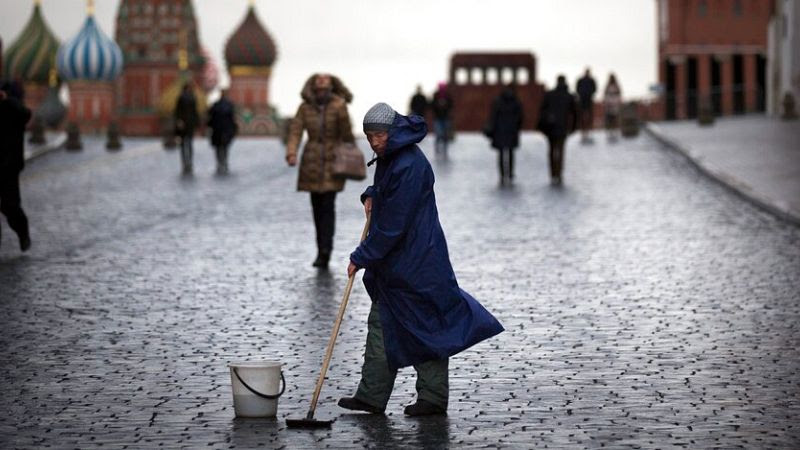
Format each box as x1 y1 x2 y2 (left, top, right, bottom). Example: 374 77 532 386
286 75 355 193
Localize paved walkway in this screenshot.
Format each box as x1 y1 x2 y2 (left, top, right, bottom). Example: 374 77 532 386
646 115 800 224
1 132 799 448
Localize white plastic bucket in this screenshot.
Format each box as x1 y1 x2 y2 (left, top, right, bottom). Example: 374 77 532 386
229 361 285 418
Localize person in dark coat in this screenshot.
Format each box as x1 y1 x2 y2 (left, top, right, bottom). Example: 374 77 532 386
408 85 428 117
174 83 200 175
485 86 523 185
576 68 597 143
538 75 578 185
338 103 504 417
0 81 32 252
430 82 453 154
207 89 238 175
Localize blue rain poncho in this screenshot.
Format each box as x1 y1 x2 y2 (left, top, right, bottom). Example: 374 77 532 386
350 113 504 370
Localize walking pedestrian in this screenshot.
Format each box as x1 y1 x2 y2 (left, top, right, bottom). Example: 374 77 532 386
207 89 238 175
576 68 597 143
285 73 355 268
537 75 578 185
485 86 523 185
338 102 504 417
431 82 453 154
408 85 428 117
174 83 199 175
0 81 32 252
603 73 623 140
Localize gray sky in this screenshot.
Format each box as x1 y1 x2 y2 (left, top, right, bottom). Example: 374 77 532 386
2 0 657 122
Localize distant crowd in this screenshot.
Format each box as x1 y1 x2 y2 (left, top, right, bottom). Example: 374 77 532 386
408 67 624 185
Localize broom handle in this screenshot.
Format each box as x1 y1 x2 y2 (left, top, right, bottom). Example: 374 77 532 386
306 214 371 419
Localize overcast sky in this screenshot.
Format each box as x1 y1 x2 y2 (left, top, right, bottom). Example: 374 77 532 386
2 0 657 122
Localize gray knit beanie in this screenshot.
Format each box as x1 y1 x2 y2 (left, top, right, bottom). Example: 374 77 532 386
363 102 396 132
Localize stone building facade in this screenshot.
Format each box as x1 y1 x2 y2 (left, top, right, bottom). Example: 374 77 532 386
657 0 772 120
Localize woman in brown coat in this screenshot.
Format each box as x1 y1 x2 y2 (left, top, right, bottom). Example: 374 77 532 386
286 73 355 268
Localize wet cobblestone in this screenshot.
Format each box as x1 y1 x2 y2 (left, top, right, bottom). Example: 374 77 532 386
1 132 799 448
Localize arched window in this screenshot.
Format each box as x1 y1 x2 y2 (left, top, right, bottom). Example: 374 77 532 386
485 67 499 85
501 67 514 85
471 67 484 85
698 0 708 17
455 68 469 85
516 67 529 84
733 0 742 16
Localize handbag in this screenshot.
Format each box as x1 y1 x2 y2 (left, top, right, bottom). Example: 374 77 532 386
331 142 367 180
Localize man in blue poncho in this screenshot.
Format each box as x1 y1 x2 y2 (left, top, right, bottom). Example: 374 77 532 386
338 103 504 416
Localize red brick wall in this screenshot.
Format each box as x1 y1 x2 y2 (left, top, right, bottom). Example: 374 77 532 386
67 81 116 134
663 0 771 48
448 53 545 131
229 75 270 109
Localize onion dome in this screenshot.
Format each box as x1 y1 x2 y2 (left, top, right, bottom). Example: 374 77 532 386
200 48 219 93
3 2 61 83
224 5 277 69
57 15 123 82
36 85 66 128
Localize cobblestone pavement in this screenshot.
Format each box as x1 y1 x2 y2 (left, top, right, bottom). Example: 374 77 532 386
1 131 799 449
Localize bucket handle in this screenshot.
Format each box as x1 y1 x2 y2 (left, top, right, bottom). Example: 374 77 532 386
232 368 286 400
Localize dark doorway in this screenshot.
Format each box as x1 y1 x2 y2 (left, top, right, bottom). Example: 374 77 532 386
733 54 745 114
686 56 698 119
665 60 676 120
756 54 767 112
711 57 722 115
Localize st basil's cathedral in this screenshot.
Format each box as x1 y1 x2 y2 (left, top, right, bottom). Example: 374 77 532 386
1 0 281 137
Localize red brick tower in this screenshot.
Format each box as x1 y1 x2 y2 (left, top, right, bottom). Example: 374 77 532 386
224 2 279 135
657 0 773 120
115 0 205 135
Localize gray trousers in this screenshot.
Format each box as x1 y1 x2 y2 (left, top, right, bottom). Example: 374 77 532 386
354 301 449 410
180 135 193 170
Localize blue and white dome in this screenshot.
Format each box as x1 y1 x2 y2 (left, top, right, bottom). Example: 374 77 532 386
57 15 123 82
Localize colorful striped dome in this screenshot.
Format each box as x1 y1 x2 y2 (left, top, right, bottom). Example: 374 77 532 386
57 15 123 82
224 6 277 68
2 3 61 84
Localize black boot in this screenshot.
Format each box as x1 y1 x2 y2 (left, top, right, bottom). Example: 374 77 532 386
403 399 446 416
19 234 31 252
312 250 330 268
337 397 384 414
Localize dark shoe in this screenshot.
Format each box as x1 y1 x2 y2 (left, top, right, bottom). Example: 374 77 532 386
312 251 330 268
403 399 446 417
20 236 31 252
337 397 384 414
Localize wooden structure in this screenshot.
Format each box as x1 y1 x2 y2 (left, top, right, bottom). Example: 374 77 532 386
448 52 545 131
